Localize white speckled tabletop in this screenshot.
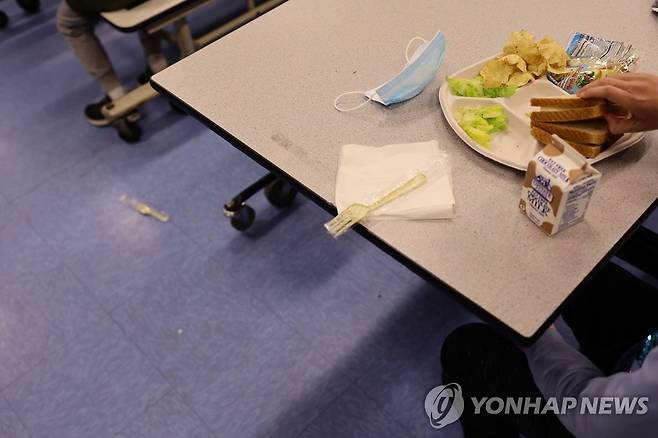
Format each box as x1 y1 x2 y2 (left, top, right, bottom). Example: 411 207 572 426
102 0 196 31
152 0 658 339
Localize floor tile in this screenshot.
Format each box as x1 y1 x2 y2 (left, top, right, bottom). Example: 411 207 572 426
298 385 408 438
4 317 170 438
15 158 199 311
0 396 30 438
0 0 67 58
0 116 104 202
0 43 113 201
201 199 471 381
111 249 352 437
172 330 352 438
110 249 229 377
0 203 59 284
99 130 266 252
0 264 105 389
115 390 215 438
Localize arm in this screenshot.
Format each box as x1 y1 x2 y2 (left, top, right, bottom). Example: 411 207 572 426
525 327 658 438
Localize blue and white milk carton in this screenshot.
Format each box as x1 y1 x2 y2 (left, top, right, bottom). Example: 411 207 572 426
519 135 601 236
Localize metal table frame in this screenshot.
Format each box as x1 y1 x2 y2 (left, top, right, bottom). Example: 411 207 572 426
99 0 286 142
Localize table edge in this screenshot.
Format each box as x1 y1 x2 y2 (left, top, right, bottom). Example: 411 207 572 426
150 76 658 345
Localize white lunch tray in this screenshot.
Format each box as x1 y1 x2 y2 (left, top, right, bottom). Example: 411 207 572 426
438 56 645 171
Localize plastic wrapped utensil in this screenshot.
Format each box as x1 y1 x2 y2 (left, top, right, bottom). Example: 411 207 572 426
119 195 170 223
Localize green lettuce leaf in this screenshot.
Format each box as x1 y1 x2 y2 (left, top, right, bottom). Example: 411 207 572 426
446 76 516 98
454 105 508 147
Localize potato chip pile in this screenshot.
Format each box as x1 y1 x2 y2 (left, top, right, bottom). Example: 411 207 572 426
480 30 570 88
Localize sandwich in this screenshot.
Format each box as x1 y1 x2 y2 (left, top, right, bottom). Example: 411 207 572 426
529 96 623 158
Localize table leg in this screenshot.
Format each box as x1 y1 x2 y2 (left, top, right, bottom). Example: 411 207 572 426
174 17 196 58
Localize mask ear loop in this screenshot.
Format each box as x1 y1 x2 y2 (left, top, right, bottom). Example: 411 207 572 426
405 37 428 63
334 91 372 112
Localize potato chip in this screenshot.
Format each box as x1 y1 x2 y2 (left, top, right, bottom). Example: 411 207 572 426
503 30 540 62
503 30 535 54
480 58 514 88
479 29 570 88
499 54 527 72
547 65 571 75
538 37 569 72
507 71 534 87
527 58 548 77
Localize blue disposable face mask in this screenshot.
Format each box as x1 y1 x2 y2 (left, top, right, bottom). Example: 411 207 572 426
334 31 446 112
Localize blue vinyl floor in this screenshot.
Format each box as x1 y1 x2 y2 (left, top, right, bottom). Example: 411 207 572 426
0 2 478 437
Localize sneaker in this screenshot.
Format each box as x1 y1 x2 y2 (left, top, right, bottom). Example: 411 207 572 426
84 95 112 127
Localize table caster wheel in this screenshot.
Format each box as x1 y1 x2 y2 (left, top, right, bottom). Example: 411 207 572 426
115 118 142 143
0 12 8 28
265 179 297 208
17 0 39 13
226 203 255 231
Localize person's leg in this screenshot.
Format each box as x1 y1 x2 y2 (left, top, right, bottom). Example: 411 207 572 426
138 30 168 75
56 0 125 100
561 260 658 374
615 226 658 279
441 323 572 438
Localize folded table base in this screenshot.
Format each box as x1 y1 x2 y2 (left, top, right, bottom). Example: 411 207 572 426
223 173 298 231
102 0 287 143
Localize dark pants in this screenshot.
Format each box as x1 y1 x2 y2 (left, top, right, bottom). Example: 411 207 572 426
441 227 658 438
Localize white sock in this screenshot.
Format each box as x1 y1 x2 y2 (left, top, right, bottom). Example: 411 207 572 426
108 86 126 101
147 54 168 74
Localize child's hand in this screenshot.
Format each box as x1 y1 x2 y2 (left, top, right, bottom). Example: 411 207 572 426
578 73 658 134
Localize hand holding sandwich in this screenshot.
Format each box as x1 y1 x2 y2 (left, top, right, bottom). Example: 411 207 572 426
578 73 658 134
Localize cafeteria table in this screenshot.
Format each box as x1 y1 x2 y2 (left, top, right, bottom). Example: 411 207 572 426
100 0 285 142
102 0 211 33
151 0 658 342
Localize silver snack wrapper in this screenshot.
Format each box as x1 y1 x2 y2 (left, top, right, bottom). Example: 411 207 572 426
547 32 641 94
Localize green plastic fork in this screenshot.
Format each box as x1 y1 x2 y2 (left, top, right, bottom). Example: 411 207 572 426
325 172 428 238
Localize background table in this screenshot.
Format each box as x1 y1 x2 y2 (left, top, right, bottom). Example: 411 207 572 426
102 0 209 32
152 0 658 341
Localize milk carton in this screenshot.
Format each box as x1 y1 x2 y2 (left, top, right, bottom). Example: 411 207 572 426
519 135 601 235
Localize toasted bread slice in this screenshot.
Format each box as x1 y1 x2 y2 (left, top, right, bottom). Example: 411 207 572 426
531 127 622 158
530 104 607 123
531 119 610 145
530 127 603 158
530 96 606 108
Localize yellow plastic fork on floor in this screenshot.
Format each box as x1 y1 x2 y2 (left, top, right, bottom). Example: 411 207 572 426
120 195 170 223
324 172 427 238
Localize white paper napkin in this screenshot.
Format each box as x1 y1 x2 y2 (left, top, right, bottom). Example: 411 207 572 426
335 140 455 220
